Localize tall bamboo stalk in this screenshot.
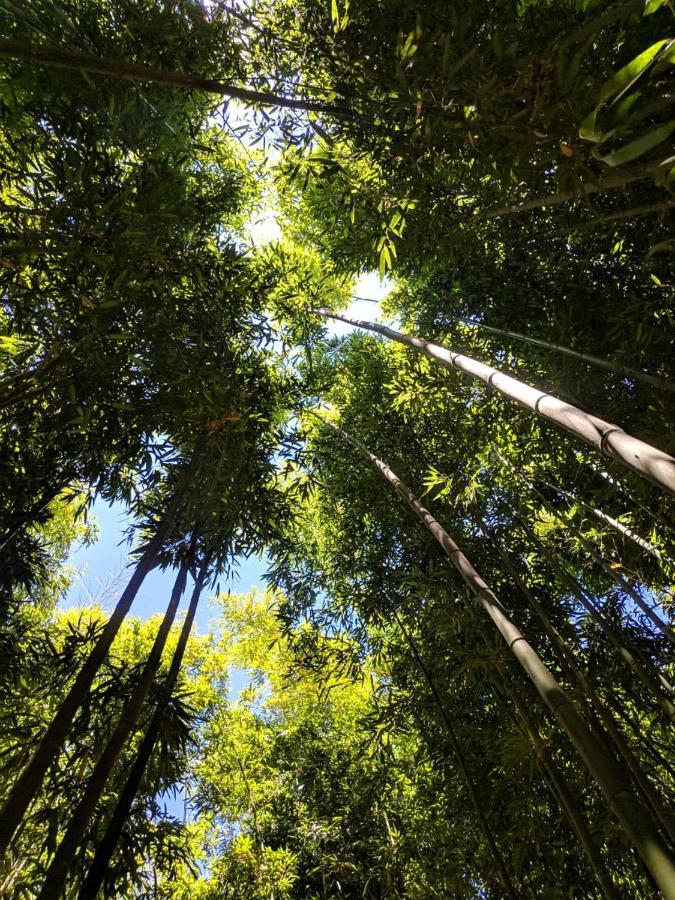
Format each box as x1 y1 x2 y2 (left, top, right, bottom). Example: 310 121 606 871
314 310 675 496
37 560 191 900
314 413 675 895
390 608 518 898
0 39 349 116
78 569 208 900
0 443 202 860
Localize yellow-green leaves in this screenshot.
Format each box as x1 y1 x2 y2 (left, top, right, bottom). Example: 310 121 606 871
331 0 350 34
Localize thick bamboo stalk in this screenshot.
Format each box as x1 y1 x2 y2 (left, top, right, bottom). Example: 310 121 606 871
38 561 191 900
391 608 518 898
446 316 671 392
315 414 675 896
0 442 202 859
78 569 208 900
315 309 675 496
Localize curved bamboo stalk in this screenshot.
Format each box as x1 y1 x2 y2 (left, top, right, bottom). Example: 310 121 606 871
78 568 208 900
314 310 675 496
473 173 647 218
315 413 675 896
38 560 191 899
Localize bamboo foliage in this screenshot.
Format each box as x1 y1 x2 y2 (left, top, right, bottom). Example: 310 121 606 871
314 413 675 898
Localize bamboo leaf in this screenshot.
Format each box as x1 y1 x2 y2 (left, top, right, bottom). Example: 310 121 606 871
597 122 675 166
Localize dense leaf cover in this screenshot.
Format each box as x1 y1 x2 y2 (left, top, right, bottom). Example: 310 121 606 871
0 0 673 897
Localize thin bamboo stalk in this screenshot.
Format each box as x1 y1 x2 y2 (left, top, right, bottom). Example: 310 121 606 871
480 520 675 845
0 441 202 859
0 39 350 116
518 518 675 723
78 569 208 900
446 315 672 392
492 453 673 642
498 673 620 899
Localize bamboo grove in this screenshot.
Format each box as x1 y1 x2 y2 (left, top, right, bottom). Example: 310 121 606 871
0 0 673 896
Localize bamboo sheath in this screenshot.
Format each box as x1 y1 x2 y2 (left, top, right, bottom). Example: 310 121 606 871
315 310 675 496
316 415 675 897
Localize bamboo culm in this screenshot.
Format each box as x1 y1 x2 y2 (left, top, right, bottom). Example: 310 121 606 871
78 569 208 900
315 414 675 896
0 526 166 858
0 39 350 116
0 41 658 220
37 561 191 900
314 310 675 496
500 457 674 643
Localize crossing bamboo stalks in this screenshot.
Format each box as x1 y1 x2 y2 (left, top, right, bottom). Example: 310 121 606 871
38 560 191 899
314 413 675 896
314 310 675 496
0 442 203 859
78 568 208 900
